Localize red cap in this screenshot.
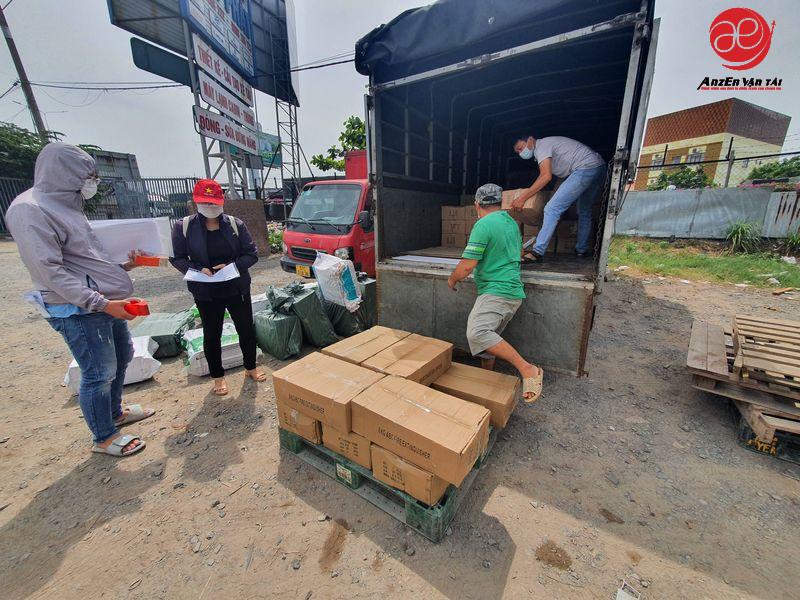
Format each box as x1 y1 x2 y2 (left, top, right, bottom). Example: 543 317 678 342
193 178 224 205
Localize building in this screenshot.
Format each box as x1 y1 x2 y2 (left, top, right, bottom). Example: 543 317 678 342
634 98 791 189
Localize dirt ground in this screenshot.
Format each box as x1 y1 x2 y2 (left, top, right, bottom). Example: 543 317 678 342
0 238 798 600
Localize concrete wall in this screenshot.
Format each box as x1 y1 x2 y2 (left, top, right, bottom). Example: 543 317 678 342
188 199 270 256
614 188 798 238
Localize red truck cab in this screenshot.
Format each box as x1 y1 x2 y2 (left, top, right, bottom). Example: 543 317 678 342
280 178 376 277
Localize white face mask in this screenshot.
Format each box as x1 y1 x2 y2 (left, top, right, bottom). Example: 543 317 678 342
518 146 534 160
81 178 98 199
196 203 224 219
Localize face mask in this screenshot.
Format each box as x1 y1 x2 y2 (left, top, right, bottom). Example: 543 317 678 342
81 178 98 200
197 203 224 219
518 146 534 160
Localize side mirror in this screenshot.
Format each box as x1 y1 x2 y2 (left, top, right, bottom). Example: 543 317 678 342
358 210 371 228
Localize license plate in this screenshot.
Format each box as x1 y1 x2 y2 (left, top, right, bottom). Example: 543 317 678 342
295 264 311 277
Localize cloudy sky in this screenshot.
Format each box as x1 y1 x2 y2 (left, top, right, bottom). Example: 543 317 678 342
0 0 797 178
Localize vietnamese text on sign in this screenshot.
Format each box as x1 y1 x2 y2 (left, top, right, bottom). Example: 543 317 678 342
197 70 256 129
192 33 253 106
182 0 254 77
194 106 257 154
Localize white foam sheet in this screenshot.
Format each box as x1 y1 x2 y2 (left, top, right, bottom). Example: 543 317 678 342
64 336 161 395
90 217 173 263
392 255 460 265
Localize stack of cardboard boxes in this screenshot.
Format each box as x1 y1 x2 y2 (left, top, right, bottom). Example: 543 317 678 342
502 187 580 255
441 206 478 248
272 326 520 506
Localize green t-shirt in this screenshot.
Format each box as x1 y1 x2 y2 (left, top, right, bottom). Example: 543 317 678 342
462 210 525 299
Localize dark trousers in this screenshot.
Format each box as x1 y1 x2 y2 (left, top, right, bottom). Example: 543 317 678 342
194 293 257 378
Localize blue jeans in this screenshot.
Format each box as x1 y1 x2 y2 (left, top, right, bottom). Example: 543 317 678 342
48 313 134 443
532 164 606 256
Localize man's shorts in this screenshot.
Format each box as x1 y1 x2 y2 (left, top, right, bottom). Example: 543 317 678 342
466 294 523 356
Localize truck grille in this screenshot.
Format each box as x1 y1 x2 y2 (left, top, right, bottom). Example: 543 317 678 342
291 246 317 262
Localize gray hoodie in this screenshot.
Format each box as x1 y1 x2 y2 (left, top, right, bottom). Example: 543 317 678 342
6 143 134 312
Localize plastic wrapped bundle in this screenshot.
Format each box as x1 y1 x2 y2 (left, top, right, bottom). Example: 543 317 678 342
182 322 260 376
312 253 362 312
254 309 302 360
355 276 377 330
65 336 161 395
322 298 362 337
130 310 195 358
268 281 338 347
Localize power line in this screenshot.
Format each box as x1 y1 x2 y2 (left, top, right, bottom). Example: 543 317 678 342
0 79 18 100
29 82 183 91
287 58 354 73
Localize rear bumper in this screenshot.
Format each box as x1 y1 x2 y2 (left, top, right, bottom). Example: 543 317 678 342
280 254 315 277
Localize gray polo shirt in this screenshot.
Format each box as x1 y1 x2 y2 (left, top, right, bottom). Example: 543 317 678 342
533 136 604 178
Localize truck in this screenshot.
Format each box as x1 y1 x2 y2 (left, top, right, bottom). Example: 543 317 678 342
280 151 376 276
355 0 658 375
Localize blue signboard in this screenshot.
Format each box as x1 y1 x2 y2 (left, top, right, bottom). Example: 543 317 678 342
229 131 282 167
180 0 255 78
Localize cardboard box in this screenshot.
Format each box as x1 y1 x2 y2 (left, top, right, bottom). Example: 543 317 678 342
351 376 491 485
431 362 519 428
555 235 578 254
323 426 372 469
362 333 453 386
442 232 468 248
501 189 552 226
522 224 540 238
321 326 411 366
371 445 449 506
272 352 385 432
442 220 466 235
441 206 461 220
458 205 476 220
276 399 322 444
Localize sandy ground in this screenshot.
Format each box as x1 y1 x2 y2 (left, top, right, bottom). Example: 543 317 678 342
0 238 798 600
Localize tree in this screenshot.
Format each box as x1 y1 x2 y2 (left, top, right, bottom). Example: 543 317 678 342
0 122 102 179
745 156 800 181
646 166 713 190
310 115 366 172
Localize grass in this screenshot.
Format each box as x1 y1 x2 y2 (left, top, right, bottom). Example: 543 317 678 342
608 237 800 288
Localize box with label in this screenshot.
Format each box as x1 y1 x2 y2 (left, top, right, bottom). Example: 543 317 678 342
442 220 466 235
276 399 322 444
500 189 552 226
321 326 411 366
362 333 452 386
457 205 477 220
431 362 519 428
442 232 468 248
272 352 385 432
371 445 449 506
351 376 490 485
323 426 372 469
441 206 461 220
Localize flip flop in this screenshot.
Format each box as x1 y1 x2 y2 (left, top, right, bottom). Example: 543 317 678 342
523 369 544 403
213 380 229 396
91 433 145 457
114 404 155 427
246 369 267 382
521 252 544 264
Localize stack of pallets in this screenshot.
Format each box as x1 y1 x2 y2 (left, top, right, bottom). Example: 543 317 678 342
687 316 800 463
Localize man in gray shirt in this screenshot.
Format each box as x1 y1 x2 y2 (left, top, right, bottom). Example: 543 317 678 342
6 143 153 457
511 135 606 262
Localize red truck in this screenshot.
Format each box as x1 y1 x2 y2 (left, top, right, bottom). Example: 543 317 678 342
280 150 376 277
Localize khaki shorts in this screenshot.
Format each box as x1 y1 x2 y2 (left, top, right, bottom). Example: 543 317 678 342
466 294 523 356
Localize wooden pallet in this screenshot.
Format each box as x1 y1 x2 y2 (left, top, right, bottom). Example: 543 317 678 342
278 427 497 543
732 315 800 392
734 401 800 464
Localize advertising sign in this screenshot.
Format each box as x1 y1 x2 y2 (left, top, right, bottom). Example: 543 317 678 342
194 106 257 154
193 33 254 105
229 130 281 168
197 70 256 129
181 0 254 77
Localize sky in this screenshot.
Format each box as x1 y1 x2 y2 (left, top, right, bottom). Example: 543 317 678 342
0 0 797 179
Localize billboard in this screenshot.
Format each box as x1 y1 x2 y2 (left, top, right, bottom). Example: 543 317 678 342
194 106 258 154
229 131 281 167
180 0 254 78
192 33 254 104
198 70 256 128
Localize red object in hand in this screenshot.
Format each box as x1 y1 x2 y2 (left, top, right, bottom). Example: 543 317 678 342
124 299 150 316
134 254 167 267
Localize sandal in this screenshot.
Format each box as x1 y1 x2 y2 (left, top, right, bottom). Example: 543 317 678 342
523 368 544 403
246 369 267 382
521 252 544 265
213 379 229 396
114 404 155 427
91 433 145 457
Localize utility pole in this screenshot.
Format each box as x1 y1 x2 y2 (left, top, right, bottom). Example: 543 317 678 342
0 6 48 142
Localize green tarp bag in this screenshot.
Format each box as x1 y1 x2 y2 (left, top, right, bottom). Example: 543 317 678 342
254 309 302 360
355 277 377 330
268 282 338 347
130 310 195 358
322 298 362 337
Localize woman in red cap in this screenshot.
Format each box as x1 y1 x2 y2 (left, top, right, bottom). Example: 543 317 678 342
170 179 266 395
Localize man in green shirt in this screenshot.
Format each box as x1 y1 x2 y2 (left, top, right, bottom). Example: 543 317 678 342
447 183 543 401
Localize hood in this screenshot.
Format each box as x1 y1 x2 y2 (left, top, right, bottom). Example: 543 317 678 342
33 142 96 205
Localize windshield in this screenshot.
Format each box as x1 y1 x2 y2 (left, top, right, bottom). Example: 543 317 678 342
291 184 360 225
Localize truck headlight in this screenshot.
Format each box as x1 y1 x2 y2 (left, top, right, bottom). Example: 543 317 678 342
334 247 351 260
282 242 288 254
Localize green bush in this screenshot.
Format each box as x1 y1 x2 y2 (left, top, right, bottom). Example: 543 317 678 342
783 231 800 254
724 220 761 254
267 222 284 253
646 166 713 191
746 156 800 181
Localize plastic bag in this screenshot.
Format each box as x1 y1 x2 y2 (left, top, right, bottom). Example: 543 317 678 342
254 309 302 360
268 281 338 347
322 298 362 337
65 336 161 395
130 310 195 358
355 276 377 330
182 322 260 376
312 253 362 312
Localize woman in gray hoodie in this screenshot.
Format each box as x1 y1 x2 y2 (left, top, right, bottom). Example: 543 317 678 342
6 143 155 457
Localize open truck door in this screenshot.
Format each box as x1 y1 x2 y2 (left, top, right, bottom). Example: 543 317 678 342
360 0 658 375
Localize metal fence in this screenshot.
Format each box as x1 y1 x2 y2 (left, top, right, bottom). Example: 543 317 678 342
631 150 800 191
0 176 198 235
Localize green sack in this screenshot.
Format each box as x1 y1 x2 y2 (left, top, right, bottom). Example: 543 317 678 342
254 309 302 360
268 281 338 347
322 298 362 337
190 304 230 322
130 310 195 358
355 277 377 330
